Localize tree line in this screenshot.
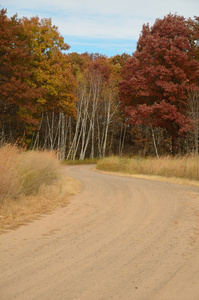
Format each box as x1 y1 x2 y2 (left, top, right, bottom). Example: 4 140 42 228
0 9 199 158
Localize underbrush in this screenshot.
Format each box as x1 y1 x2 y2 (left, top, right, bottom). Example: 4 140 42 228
97 156 199 182
0 144 80 232
0 144 60 200
63 158 99 165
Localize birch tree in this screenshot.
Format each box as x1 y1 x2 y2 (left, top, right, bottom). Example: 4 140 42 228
187 89 199 154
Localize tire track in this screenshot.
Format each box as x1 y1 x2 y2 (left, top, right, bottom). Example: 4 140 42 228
0 165 199 299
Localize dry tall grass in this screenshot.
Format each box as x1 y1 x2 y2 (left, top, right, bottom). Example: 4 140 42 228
17 150 61 195
0 144 21 200
97 155 199 182
0 144 60 200
0 144 80 233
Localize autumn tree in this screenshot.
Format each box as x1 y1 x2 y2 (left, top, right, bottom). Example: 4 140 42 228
0 9 43 143
21 16 77 151
119 14 199 154
62 53 126 160
21 16 77 117
186 17 199 153
0 10 77 151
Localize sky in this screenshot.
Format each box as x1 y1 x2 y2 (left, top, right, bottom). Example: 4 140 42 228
1 0 198 57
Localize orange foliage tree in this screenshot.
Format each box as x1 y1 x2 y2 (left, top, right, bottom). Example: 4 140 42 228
0 10 77 145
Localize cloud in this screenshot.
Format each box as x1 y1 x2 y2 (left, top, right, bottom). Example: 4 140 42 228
53 14 149 40
2 0 198 16
2 0 198 54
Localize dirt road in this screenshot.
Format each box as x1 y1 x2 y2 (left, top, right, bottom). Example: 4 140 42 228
1 165 199 300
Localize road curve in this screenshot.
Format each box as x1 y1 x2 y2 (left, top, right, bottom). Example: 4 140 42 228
1 165 199 300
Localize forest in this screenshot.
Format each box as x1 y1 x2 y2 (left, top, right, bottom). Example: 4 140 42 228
0 9 199 159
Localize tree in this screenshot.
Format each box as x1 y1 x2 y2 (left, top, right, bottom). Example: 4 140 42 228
119 14 199 153
0 9 43 142
64 53 123 160
187 16 199 61
0 10 77 149
21 16 77 116
186 17 199 153
187 89 199 154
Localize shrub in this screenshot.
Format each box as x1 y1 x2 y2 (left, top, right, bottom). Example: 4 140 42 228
17 150 60 195
0 144 61 201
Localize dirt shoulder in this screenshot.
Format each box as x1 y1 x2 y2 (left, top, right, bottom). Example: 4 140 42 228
0 173 81 233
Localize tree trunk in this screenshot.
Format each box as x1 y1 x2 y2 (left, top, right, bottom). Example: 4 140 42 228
150 125 159 159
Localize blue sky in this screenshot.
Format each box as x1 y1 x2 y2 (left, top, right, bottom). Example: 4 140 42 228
1 0 198 57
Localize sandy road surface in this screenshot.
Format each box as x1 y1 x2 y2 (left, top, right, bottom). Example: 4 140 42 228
1 165 199 300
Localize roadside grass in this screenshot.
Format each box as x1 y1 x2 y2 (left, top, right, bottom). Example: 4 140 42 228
0 144 80 233
97 156 199 186
63 158 99 165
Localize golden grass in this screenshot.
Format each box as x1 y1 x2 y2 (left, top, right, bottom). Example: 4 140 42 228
0 175 80 233
0 144 61 199
97 155 199 186
0 144 81 233
0 144 21 200
17 150 61 195
63 158 99 165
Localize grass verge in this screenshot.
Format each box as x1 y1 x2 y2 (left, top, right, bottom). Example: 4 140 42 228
63 158 99 165
97 156 199 186
0 144 80 233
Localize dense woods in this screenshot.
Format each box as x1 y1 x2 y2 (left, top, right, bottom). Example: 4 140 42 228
0 9 199 158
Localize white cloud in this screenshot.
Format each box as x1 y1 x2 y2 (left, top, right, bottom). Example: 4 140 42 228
54 14 148 40
2 0 198 40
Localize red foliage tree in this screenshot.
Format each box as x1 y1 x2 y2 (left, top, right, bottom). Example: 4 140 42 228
0 9 43 141
119 14 199 139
